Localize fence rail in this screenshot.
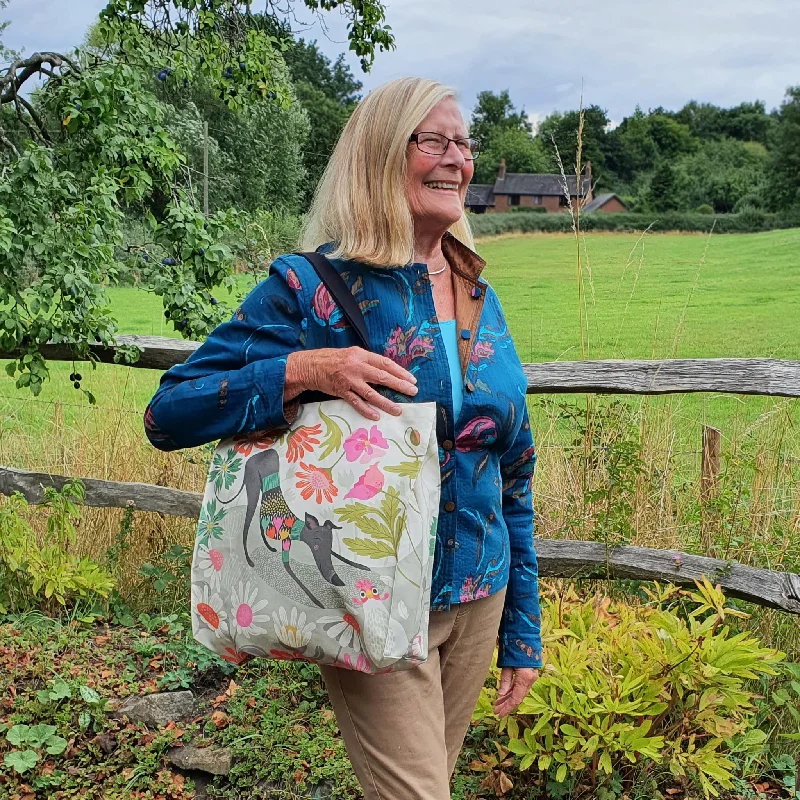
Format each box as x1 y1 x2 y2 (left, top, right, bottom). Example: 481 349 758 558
2 464 799 614
2 337 800 614
2 336 800 397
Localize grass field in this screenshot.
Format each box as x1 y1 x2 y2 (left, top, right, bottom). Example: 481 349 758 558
1 229 799 610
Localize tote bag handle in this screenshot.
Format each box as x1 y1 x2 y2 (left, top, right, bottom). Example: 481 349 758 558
297 251 370 350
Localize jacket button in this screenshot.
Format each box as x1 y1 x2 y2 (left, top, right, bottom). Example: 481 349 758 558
444 501 456 512
465 381 475 392
460 329 471 340
487 513 495 522
442 440 454 451
446 538 455 548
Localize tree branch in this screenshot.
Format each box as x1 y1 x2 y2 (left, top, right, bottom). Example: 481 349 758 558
0 52 79 105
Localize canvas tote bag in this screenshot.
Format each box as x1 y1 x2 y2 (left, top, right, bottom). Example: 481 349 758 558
190 253 440 673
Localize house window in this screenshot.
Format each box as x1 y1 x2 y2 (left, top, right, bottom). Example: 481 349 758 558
534 195 542 205
559 195 570 207
509 194 520 206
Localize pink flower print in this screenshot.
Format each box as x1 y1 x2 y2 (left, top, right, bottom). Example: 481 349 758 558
343 426 388 464
345 464 384 500
470 338 494 365
459 575 491 603
455 416 497 452
286 268 302 290
340 652 372 673
383 326 435 370
311 282 345 330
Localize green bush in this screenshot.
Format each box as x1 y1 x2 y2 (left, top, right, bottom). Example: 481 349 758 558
0 482 115 615
468 210 800 238
509 206 548 213
472 580 785 799
696 204 715 214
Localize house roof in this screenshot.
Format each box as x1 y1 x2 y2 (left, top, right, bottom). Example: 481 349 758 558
465 184 495 206
582 193 626 212
494 173 591 197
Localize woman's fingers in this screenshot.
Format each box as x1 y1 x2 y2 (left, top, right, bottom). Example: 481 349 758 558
341 390 381 422
362 363 419 398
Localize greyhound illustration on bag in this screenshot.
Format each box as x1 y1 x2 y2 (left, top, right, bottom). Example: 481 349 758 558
215 448 368 608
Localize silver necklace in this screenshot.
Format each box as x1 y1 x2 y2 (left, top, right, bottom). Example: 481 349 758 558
428 262 448 276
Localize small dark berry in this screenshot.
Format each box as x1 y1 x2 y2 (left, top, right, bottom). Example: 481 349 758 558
164 310 171 319
69 372 76 381
210 297 218 305
162 257 176 266
75 373 82 381
73 381 80 389
239 61 246 71
198 247 205 256
203 222 208 229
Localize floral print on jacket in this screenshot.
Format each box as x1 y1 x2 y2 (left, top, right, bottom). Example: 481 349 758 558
144 233 542 669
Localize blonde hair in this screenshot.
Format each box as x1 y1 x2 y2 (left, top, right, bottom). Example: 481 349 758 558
300 77 475 266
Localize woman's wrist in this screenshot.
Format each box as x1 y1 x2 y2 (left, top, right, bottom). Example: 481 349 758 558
283 351 308 404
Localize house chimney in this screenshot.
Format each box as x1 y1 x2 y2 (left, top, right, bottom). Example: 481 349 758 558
497 158 506 181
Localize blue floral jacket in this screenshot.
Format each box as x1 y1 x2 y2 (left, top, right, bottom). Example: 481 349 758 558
144 233 542 669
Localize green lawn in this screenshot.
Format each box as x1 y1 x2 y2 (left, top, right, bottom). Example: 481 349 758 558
1 229 798 443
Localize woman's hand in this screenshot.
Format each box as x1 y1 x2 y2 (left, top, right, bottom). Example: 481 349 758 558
493 667 539 717
285 348 418 421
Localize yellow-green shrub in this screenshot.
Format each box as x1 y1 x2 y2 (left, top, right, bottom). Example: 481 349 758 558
473 580 784 798
0 481 115 614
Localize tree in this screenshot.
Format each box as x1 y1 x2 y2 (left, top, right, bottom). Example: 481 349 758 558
255 17 363 203
675 138 767 213
764 86 800 211
647 160 680 211
536 104 610 184
469 90 546 183
470 90 531 145
0 0 394 399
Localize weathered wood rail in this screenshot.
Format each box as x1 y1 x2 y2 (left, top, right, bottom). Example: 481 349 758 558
3 336 800 397
2 336 799 613
2 464 799 614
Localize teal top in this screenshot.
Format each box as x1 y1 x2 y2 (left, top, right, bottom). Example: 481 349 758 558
439 319 463 422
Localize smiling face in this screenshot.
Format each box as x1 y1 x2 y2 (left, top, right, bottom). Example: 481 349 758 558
405 97 473 240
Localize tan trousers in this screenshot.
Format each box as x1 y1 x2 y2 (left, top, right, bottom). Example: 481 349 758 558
319 589 506 800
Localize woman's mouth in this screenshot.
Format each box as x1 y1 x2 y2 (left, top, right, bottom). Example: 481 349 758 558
423 181 460 192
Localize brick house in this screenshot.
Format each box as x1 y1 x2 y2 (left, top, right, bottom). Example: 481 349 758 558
465 160 627 214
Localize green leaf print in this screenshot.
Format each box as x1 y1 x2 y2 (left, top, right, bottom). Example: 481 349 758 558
430 517 438 557
318 408 343 460
208 448 242 491
341 538 395 559
334 503 394 543
380 487 404 548
384 460 422 479
196 499 226 547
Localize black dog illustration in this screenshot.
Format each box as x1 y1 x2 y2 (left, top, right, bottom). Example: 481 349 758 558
217 448 367 607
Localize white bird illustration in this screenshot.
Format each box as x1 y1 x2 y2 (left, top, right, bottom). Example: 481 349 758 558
351 578 410 667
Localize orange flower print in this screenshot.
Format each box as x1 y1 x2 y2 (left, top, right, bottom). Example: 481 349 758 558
232 430 275 456
295 462 338 504
286 424 321 462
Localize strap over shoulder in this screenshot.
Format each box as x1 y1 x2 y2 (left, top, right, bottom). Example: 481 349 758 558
296 251 370 350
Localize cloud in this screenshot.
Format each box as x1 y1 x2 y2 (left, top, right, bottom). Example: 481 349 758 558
4 0 798 124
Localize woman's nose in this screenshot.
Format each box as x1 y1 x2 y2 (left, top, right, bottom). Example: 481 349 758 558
440 139 466 167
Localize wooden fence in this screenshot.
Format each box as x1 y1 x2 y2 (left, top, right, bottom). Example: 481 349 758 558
2 337 800 614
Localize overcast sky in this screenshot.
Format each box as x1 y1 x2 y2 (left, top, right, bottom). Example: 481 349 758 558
3 0 799 128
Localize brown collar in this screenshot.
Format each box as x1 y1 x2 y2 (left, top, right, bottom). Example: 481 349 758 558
442 231 486 284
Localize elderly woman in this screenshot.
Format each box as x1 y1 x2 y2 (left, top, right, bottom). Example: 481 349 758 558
144 76 541 800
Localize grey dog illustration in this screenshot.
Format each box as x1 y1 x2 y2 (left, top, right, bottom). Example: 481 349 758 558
217 448 367 607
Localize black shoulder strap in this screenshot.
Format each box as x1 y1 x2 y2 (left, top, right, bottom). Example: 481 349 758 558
297 251 370 350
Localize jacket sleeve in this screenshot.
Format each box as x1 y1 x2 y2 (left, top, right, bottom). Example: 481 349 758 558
143 256 305 451
496 403 542 669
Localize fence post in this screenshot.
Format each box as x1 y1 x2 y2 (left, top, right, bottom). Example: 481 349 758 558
700 425 721 555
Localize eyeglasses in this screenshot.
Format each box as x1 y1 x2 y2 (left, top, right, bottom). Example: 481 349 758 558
408 132 481 160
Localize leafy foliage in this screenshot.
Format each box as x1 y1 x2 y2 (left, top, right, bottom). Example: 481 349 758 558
472 581 785 799
0 482 115 615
